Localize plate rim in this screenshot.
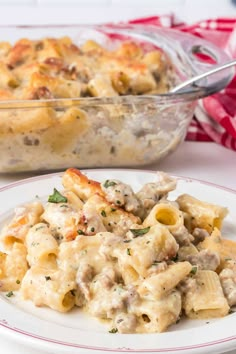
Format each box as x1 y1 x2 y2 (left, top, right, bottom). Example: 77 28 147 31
1 168 236 195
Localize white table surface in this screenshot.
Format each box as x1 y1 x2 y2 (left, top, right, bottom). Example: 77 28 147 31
0 140 236 354
0 141 236 189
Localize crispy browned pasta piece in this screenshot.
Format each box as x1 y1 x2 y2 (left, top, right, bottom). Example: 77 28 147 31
62 168 104 201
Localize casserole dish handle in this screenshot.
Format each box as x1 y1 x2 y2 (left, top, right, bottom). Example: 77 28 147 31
164 29 235 95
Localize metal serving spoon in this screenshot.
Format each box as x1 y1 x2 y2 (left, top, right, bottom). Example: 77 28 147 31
171 59 236 94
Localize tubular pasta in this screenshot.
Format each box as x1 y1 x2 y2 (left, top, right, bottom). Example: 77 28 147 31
88 74 118 97
138 261 192 299
0 62 19 88
132 290 182 333
0 243 28 291
183 270 229 318
62 168 103 201
21 265 76 312
25 223 58 267
83 194 140 237
58 234 106 276
42 201 82 241
113 224 179 281
198 228 236 271
0 202 44 248
62 190 84 210
143 202 184 233
177 194 228 233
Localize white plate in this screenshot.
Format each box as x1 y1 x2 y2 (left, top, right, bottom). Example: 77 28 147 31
0 169 236 354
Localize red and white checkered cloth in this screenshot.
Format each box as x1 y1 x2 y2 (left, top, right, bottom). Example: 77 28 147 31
125 16 236 150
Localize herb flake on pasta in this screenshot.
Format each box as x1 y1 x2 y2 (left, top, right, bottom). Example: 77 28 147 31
130 227 150 238
103 180 117 188
48 188 68 203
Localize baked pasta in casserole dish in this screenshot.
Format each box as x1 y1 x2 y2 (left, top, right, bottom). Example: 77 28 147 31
0 36 171 100
0 25 232 172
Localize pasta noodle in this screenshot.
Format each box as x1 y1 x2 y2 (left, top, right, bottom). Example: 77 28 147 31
143 202 184 233
0 202 44 248
198 228 236 270
177 194 228 233
113 224 179 281
21 265 76 312
62 167 103 201
25 223 58 267
132 290 182 333
138 261 192 299
183 270 229 318
0 243 28 291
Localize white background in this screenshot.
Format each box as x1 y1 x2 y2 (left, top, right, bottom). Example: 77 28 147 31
0 0 234 24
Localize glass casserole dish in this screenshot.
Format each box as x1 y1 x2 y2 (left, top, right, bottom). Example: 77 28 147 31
0 25 233 173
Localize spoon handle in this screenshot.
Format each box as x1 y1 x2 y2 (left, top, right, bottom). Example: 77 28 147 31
171 59 236 94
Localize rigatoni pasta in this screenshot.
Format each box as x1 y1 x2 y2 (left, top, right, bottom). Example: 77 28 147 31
177 194 228 233
183 270 229 318
0 243 28 291
0 168 235 334
198 227 236 271
138 261 192 299
21 265 76 312
25 223 58 267
0 201 44 248
143 202 184 233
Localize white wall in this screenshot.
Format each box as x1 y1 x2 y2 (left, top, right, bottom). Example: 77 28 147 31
0 0 234 25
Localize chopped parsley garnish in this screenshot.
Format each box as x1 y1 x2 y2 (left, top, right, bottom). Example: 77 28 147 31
130 227 150 238
16 279 20 284
109 328 118 333
31 241 39 247
45 276 51 281
6 291 14 297
78 229 85 235
35 225 45 231
90 227 95 232
101 210 107 217
116 318 124 324
104 180 117 188
116 200 121 204
48 188 68 204
111 208 116 212
225 258 232 261
190 266 198 275
127 248 131 256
